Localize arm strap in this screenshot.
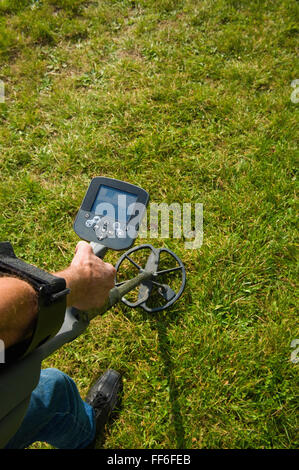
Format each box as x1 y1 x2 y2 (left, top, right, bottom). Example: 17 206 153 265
0 242 70 361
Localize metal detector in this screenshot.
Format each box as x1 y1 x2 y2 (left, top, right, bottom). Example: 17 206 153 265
0 177 186 448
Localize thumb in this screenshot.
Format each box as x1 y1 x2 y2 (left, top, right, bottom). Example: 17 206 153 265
75 240 92 255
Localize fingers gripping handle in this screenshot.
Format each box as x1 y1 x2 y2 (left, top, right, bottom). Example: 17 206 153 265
90 241 109 259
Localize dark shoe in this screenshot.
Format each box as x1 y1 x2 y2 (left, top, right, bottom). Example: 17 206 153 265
85 369 122 444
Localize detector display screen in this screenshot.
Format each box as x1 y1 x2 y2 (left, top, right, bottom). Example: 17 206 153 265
74 176 149 250
91 185 138 222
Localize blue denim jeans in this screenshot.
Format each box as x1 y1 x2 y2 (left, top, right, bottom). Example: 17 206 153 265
5 368 96 449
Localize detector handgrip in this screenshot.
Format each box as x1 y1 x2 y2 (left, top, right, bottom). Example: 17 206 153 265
90 241 109 259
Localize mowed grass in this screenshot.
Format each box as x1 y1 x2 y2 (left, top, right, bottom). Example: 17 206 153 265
0 0 298 449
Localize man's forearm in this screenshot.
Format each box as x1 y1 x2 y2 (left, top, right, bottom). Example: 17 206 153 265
54 267 78 308
0 277 38 349
0 269 77 349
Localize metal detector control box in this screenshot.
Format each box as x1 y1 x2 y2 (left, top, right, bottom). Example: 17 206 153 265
73 177 149 250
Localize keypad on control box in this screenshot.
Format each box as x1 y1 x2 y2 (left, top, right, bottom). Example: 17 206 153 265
85 216 127 241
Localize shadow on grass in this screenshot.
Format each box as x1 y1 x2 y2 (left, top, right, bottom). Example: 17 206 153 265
153 310 186 449
114 304 186 448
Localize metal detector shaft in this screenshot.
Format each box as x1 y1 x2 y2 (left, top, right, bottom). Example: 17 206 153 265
37 272 152 360
37 243 153 361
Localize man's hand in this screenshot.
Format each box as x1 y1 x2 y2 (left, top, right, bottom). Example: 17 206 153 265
57 241 116 311
0 241 116 350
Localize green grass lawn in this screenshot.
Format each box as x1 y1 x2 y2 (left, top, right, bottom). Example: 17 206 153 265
0 0 298 449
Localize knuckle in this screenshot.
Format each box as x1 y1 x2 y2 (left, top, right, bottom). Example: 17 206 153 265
110 265 117 276
105 262 116 274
